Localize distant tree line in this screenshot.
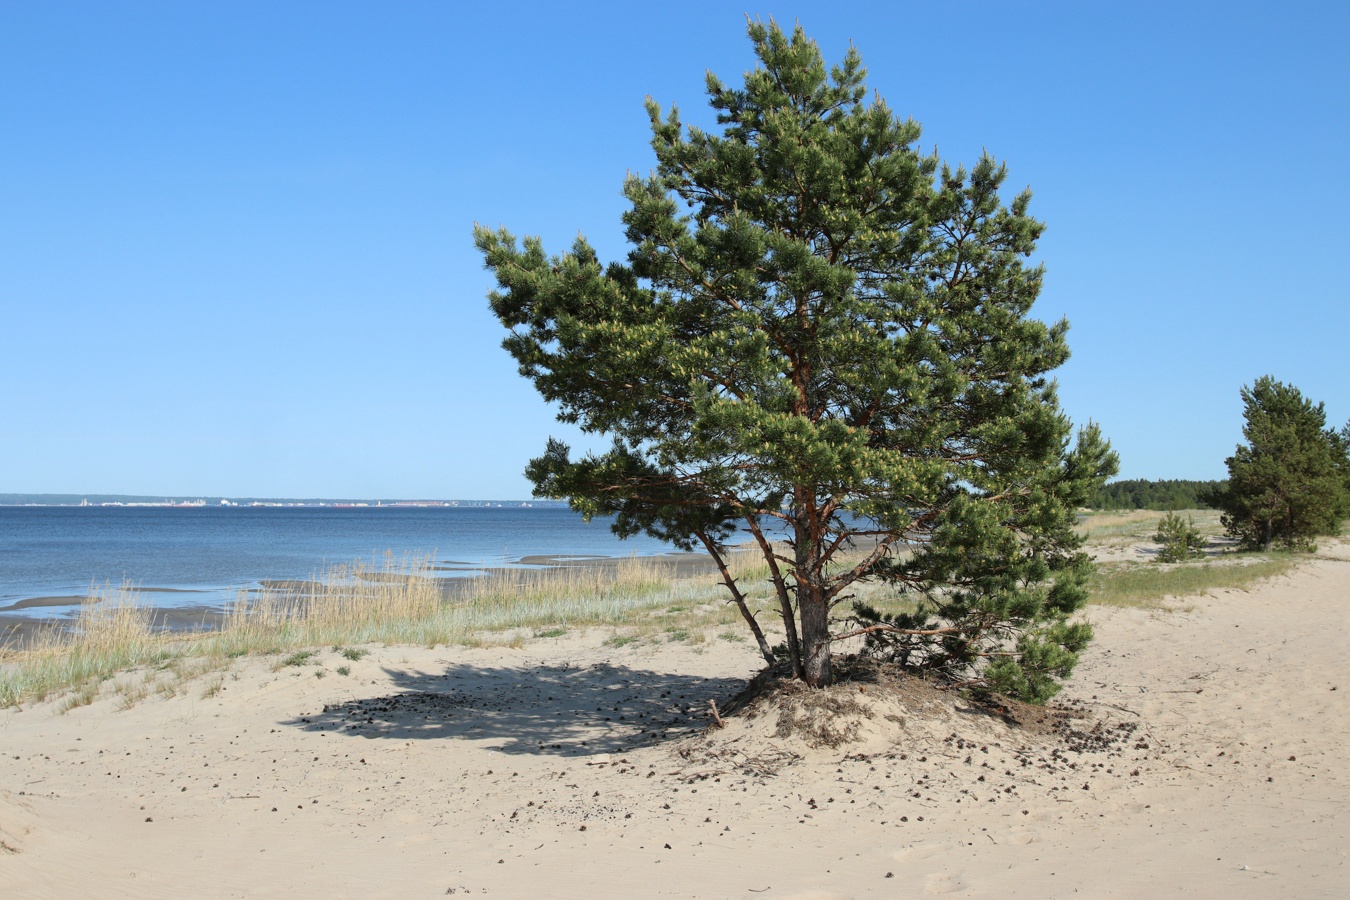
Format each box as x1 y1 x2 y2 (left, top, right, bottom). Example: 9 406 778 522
1088 479 1226 511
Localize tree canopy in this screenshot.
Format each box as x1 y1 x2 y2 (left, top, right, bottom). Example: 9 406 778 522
1213 377 1349 551
476 21 1117 699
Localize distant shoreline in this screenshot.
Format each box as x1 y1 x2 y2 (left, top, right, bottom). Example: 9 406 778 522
0 495 570 508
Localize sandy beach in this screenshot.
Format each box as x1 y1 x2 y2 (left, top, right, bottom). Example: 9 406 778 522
2 541 1346 898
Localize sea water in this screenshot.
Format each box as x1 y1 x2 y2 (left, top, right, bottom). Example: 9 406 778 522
0 505 682 618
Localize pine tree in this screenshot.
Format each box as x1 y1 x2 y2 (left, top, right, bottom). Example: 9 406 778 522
1152 512 1206 562
1335 422 1350 519
475 21 1117 698
1215 377 1348 551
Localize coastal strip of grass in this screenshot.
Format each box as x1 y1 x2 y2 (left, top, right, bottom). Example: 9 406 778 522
1077 508 1225 541
0 552 778 710
1088 555 1300 608
0 584 183 712
0 542 1313 709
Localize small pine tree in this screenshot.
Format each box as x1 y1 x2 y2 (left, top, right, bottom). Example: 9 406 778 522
1213 377 1349 551
1152 512 1205 562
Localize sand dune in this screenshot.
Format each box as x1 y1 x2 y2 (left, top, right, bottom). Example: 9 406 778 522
2 542 1346 898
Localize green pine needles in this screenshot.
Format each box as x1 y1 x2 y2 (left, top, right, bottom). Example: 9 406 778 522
1212 377 1350 551
476 21 1117 699
1152 512 1207 563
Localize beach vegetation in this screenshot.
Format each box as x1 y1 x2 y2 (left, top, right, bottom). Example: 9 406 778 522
114 676 151 710
1088 555 1298 609
0 533 1313 710
0 552 765 708
1152 512 1207 562
0 584 176 708
476 20 1117 699
57 682 99 713
1210 377 1349 551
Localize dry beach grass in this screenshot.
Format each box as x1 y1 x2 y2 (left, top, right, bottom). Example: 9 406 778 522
0 552 772 709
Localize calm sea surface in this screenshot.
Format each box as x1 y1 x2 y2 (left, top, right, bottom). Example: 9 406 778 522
0 506 683 618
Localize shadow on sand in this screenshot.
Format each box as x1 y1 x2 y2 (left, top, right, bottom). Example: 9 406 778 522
281 661 749 758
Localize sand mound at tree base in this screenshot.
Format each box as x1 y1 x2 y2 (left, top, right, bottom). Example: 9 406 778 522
674 655 1140 779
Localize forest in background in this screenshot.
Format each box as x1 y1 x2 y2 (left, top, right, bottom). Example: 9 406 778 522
1087 479 1224 510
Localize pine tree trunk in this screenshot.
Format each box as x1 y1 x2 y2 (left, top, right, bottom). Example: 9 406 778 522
799 591 833 687
793 504 833 687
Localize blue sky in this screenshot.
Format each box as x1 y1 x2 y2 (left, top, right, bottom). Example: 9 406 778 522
2 1 1346 499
